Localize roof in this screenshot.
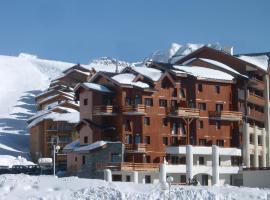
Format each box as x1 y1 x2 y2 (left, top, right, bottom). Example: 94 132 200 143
173 65 234 81
237 55 269 71
27 111 79 129
80 82 113 93
63 139 80 153
111 73 149 88
130 66 163 81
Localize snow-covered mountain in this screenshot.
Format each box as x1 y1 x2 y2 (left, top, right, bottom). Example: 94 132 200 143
146 42 223 63
0 53 75 158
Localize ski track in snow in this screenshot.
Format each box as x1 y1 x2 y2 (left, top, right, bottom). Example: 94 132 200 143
0 174 269 200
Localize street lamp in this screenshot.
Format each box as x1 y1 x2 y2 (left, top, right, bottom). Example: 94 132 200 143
166 176 174 200
50 135 60 176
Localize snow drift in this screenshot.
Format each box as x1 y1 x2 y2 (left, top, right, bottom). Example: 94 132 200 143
0 174 269 200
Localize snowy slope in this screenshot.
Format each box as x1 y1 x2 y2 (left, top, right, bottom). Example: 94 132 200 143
0 53 74 158
0 174 269 200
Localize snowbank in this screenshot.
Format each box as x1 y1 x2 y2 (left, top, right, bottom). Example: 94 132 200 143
0 155 35 168
0 174 269 200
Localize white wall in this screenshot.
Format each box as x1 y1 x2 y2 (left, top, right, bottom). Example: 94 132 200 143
243 170 270 188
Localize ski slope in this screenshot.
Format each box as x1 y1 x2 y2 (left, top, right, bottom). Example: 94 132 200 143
0 53 74 158
0 174 269 200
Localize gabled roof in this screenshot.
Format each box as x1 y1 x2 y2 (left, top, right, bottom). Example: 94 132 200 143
74 82 113 94
62 64 90 74
175 46 269 73
75 119 115 131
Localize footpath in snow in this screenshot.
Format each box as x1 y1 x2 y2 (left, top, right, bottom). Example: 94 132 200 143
0 174 269 200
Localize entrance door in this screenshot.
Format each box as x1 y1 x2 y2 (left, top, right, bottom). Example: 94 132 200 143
201 175 208 186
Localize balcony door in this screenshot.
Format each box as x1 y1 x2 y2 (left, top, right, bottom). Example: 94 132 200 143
135 95 142 105
216 104 223 112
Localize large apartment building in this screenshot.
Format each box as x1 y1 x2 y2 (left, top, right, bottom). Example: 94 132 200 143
62 45 270 185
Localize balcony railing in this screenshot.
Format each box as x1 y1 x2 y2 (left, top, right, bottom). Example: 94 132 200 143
247 107 265 122
168 107 200 118
248 78 265 91
125 143 147 152
93 105 118 115
96 162 159 171
121 104 146 115
208 111 243 121
248 92 265 106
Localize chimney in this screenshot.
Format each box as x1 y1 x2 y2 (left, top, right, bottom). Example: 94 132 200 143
222 46 234 55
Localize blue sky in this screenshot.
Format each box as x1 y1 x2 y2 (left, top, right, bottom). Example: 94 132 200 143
0 0 269 63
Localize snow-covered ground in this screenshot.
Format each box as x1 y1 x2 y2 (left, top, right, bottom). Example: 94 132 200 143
0 174 269 200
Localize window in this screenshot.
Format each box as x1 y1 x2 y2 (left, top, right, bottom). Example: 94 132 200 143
215 85 220 94
159 99 167 107
198 84 203 92
180 175 186 183
135 95 141 105
216 104 223 112
172 122 178 135
126 175 131 182
144 98 153 106
199 157 205 165
258 135 262 146
179 88 186 98
82 155 86 165
125 120 132 131
198 120 204 129
75 157 77 162
144 136 151 144
172 137 178 145
162 137 168 145
172 88 177 97
199 139 207 146
171 100 177 108
171 156 179 164
135 134 141 144
215 121 221 129
83 98 88 105
144 117 150 125
84 136 88 144
188 102 196 108
162 118 168 127
125 97 132 105
126 134 132 144
249 134 253 144
198 103 206 110
216 139 224 147
111 153 120 162
145 175 151 184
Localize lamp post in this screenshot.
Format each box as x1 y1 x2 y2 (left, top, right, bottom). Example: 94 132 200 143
166 176 174 200
51 135 60 176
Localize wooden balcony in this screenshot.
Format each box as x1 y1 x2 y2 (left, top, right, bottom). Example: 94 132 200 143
93 105 118 116
247 92 265 107
247 107 265 122
208 111 243 121
248 78 265 91
122 104 146 115
238 89 265 106
125 143 146 153
96 162 159 171
168 107 200 118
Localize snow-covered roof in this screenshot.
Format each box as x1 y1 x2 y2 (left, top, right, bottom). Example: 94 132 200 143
27 111 79 129
63 139 80 152
238 55 269 71
74 141 107 153
112 73 149 88
38 94 74 105
131 66 162 81
81 83 112 93
198 58 245 77
173 65 234 81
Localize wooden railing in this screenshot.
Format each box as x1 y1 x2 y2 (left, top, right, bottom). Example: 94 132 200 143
122 104 146 114
125 143 147 152
170 107 200 118
208 111 243 121
249 78 265 91
248 91 265 106
96 162 159 171
93 105 117 115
